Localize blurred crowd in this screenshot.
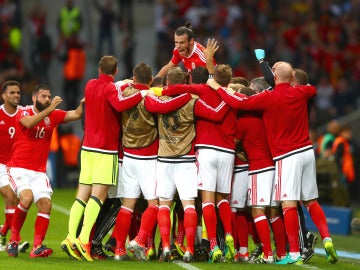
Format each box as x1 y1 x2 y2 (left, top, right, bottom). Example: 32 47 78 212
154 0 360 128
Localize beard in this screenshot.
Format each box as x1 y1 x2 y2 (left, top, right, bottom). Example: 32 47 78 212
35 99 50 112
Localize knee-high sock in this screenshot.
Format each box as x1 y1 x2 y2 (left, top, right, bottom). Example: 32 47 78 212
176 207 185 245
231 209 239 249
184 205 197 253
68 198 86 241
79 196 102 244
1 207 15 235
34 212 50 247
283 207 300 253
10 202 29 242
254 214 272 258
114 206 133 252
307 201 330 240
157 205 171 248
217 199 232 235
297 203 309 249
269 215 287 258
202 202 218 250
236 210 249 251
136 204 159 246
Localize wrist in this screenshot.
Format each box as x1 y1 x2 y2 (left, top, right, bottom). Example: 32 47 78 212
208 74 214 79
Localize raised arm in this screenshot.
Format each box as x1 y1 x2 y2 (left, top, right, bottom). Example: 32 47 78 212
156 60 176 78
20 96 62 128
254 49 275 88
64 97 84 123
204 38 219 76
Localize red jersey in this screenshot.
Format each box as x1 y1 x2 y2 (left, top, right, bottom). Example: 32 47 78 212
171 41 215 72
145 93 230 156
236 111 274 173
0 105 21 164
7 105 66 172
82 74 143 153
162 84 236 152
217 83 316 159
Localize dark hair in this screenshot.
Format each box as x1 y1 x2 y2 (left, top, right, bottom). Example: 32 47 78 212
240 86 257 97
150 76 163 87
191 66 208 84
175 21 195 41
33 84 50 95
1 80 20 93
133 62 152 85
99 55 118 75
230 76 249 87
250 77 271 92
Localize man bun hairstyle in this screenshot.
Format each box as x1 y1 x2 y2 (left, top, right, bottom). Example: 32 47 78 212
175 21 195 41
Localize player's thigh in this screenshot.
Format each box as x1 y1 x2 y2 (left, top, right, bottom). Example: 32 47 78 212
156 162 176 200
174 162 198 200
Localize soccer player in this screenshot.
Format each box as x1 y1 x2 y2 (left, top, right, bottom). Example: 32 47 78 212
162 65 237 263
209 61 338 265
61 56 150 261
6 84 84 258
112 62 159 261
0 80 29 253
145 67 230 262
155 22 216 77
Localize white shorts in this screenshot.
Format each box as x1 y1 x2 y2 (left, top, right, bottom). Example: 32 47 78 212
156 161 198 200
119 156 157 200
0 163 9 188
108 160 123 199
197 148 235 193
247 168 275 207
7 166 53 202
274 148 318 202
230 165 248 209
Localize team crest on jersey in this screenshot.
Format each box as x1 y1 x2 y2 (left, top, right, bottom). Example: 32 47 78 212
191 62 195 70
44 117 51 126
21 111 29 117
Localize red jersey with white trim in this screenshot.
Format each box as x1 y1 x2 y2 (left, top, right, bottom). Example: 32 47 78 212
236 111 274 172
217 83 316 158
7 105 66 172
0 105 21 164
145 93 230 156
82 74 143 154
162 84 236 152
171 41 215 72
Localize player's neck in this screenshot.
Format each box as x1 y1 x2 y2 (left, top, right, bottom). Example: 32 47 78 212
185 44 194 57
4 103 17 114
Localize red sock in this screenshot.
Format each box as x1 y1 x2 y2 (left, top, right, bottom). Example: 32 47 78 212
10 202 29 242
217 200 232 235
1 207 15 235
176 208 185 245
114 206 133 250
34 212 50 247
202 203 218 249
254 214 272 258
283 207 300 253
136 205 158 246
157 205 171 248
147 224 156 249
184 206 197 254
231 210 239 249
248 216 260 245
307 201 330 240
236 210 249 250
269 215 287 257
128 211 140 240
